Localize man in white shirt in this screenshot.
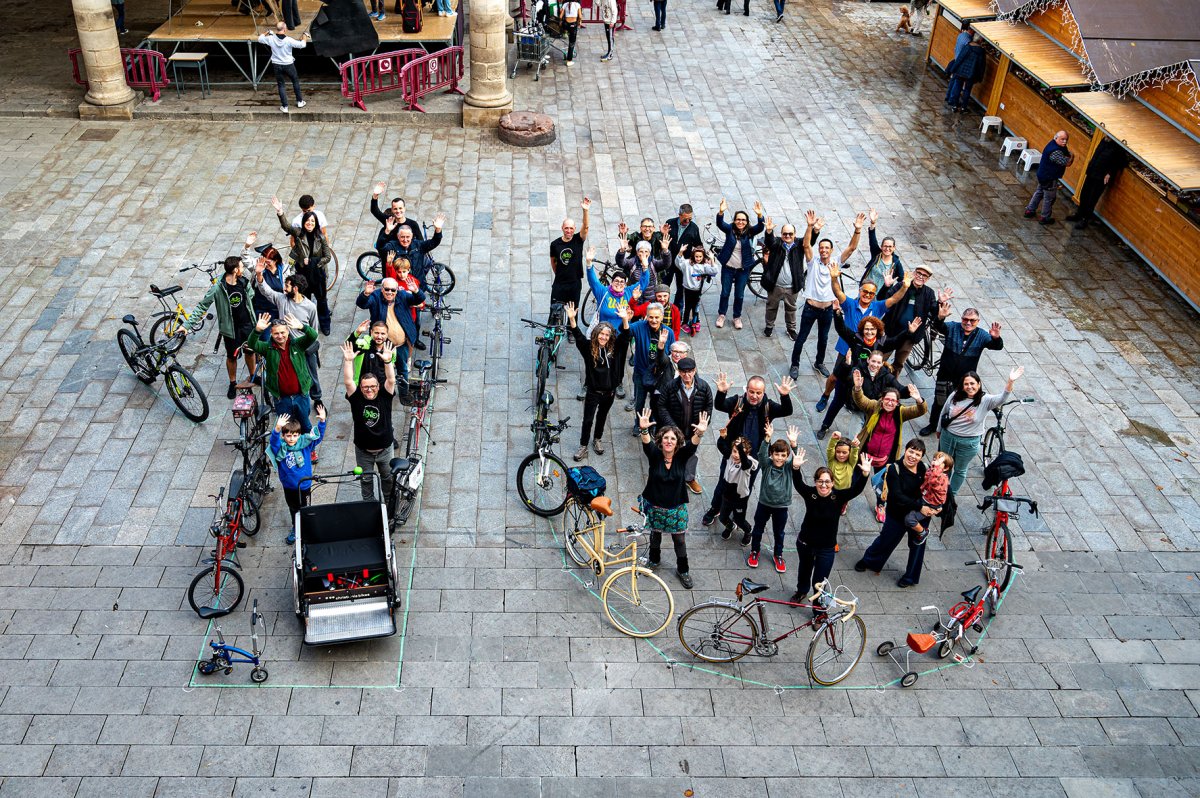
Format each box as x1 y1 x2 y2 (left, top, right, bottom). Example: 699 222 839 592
257 22 309 113
787 210 864 380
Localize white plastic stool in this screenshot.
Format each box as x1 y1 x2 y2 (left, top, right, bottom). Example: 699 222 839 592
1018 148 1041 171
980 116 1002 136
1001 136 1027 158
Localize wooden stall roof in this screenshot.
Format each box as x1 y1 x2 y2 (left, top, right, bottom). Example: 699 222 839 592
1064 92 1200 192
972 20 1090 89
935 0 996 23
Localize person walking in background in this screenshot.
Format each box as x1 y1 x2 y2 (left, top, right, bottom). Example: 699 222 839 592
560 0 582 65
257 22 308 112
112 0 128 34
1024 131 1074 225
945 34 986 112
908 0 928 34
1067 137 1128 229
653 0 668 30
600 0 618 61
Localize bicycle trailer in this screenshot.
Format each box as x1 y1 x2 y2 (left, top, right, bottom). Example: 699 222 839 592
291 473 401 645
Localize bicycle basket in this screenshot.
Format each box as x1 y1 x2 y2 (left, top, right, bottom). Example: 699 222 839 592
231 388 258 419
407 379 431 407
566 466 606 500
982 451 1024 490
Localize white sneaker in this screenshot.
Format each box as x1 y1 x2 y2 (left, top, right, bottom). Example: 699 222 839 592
297 100 307 108
280 106 289 113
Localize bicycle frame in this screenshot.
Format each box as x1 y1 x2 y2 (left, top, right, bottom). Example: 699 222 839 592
567 500 646 576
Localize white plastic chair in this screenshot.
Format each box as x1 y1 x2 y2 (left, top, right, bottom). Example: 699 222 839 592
1001 136 1027 158
1018 148 1041 172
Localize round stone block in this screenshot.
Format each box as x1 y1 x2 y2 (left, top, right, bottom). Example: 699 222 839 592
498 111 556 147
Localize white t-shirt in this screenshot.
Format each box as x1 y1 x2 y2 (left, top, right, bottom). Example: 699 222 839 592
561 1 582 20
803 255 836 302
292 210 328 230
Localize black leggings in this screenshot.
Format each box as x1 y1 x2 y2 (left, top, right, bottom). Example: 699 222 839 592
603 24 614 56
580 388 615 445
681 287 702 326
649 531 689 573
565 22 579 60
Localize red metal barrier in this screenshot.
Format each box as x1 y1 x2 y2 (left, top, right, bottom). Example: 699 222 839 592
399 46 465 113
339 48 426 112
68 47 171 102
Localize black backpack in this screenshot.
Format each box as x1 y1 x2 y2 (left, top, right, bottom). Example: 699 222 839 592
402 0 422 33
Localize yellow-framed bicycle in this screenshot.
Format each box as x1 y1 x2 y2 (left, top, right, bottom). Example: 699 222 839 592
562 496 674 638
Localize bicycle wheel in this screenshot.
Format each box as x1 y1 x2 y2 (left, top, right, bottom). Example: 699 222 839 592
515 451 568 517
149 314 186 354
747 260 766 299
238 496 260 537
356 251 384 281
563 499 595 567
427 263 456 297
677 602 758 663
981 427 1002 468
908 329 931 372
601 566 674 638
327 247 341 290
807 613 867 686
938 617 962 659
579 289 596 329
117 329 155 384
187 565 245 618
164 364 210 422
985 522 1014 594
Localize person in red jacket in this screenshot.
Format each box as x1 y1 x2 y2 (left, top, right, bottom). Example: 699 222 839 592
629 283 681 338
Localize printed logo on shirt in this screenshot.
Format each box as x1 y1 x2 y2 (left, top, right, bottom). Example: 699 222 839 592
284 451 304 468
361 406 381 426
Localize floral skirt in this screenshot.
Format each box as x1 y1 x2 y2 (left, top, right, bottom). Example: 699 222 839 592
645 503 688 535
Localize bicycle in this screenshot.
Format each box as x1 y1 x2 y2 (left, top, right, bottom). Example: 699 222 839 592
388 358 445 528
196 598 269 683
978 470 1037 592
676 578 867 686
186 484 257 618
521 312 569 430
515 415 571 517
704 222 766 300
355 225 457 297
906 321 943 376
223 431 274 521
423 297 461 383
561 497 674 637
933 558 1025 660
981 397 1036 467
116 314 210 422
148 262 220 352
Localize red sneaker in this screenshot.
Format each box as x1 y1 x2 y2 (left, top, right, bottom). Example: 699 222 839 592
747 551 759 568
774 555 786 573
875 505 886 523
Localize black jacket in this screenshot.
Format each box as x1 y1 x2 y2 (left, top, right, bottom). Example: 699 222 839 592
853 364 903 403
714 389 793 455
653 375 715 432
571 325 630 392
761 230 806 293
371 198 424 248
833 312 910 379
665 217 703 260
881 283 938 338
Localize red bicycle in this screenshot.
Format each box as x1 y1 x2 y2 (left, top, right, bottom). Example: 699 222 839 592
978 472 1037 592
187 484 257 618
936 558 1024 659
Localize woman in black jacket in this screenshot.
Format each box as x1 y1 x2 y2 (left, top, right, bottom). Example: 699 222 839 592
275 200 333 335
815 310 918 438
566 301 631 462
787 425 873 606
637 406 711 589
855 439 934 587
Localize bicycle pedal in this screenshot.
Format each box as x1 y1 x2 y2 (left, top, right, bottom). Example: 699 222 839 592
972 622 983 633
236 541 247 549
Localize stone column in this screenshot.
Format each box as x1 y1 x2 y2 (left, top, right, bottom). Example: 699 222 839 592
72 0 138 119
463 0 514 127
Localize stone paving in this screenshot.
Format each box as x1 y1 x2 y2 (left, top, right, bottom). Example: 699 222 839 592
1 0 1200 795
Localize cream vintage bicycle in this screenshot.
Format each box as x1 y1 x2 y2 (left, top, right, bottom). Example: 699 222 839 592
562 496 675 638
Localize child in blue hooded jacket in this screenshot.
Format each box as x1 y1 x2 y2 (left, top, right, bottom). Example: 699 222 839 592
269 407 326 543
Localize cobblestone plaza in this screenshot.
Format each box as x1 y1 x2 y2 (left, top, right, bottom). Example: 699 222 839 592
0 1 1198 795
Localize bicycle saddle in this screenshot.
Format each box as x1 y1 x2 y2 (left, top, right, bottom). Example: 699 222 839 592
961 585 983 603
227 470 245 501
122 314 139 326
739 578 770 595
389 457 414 475
150 283 182 297
906 632 937 654
412 359 432 371
589 496 613 517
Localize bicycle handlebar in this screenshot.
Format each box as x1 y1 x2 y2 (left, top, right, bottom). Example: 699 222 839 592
965 559 1025 572
806 580 858 621
978 494 1039 515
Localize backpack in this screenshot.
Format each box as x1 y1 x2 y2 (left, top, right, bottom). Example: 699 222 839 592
566 466 606 500
402 0 422 33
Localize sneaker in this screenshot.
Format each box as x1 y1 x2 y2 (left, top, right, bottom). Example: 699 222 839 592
740 531 752 547
576 392 586 401
789 591 806 604
616 385 626 399
565 60 573 66
816 426 829 440
814 362 830 377
1023 209 1037 219
624 401 635 412
297 100 307 109
573 446 588 462
645 559 660 569
227 381 237 400
311 449 320 464
715 315 725 328
280 106 289 113
600 54 612 62
763 327 774 337
286 532 296 545
747 551 760 568
897 577 915 588
377 11 386 19
774 555 786 573
721 526 732 540
701 510 718 527
413 339 427 350
686 479 702 495
788 365 800 380
1039 216 1055 226
785 329 797 340
918 424 936 437
733 318 743 330
853 560 868 572
119 28 130 34
677 570 694 589
776 12 783 21
815 395 829 412
631 426 642 437
592 439 605 455
875 505 886 523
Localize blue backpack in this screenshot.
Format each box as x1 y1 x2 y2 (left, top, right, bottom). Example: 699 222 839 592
567 466 606 499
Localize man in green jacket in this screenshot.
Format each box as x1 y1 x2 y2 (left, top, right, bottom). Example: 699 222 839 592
246 312 318 434
184 255 258 399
